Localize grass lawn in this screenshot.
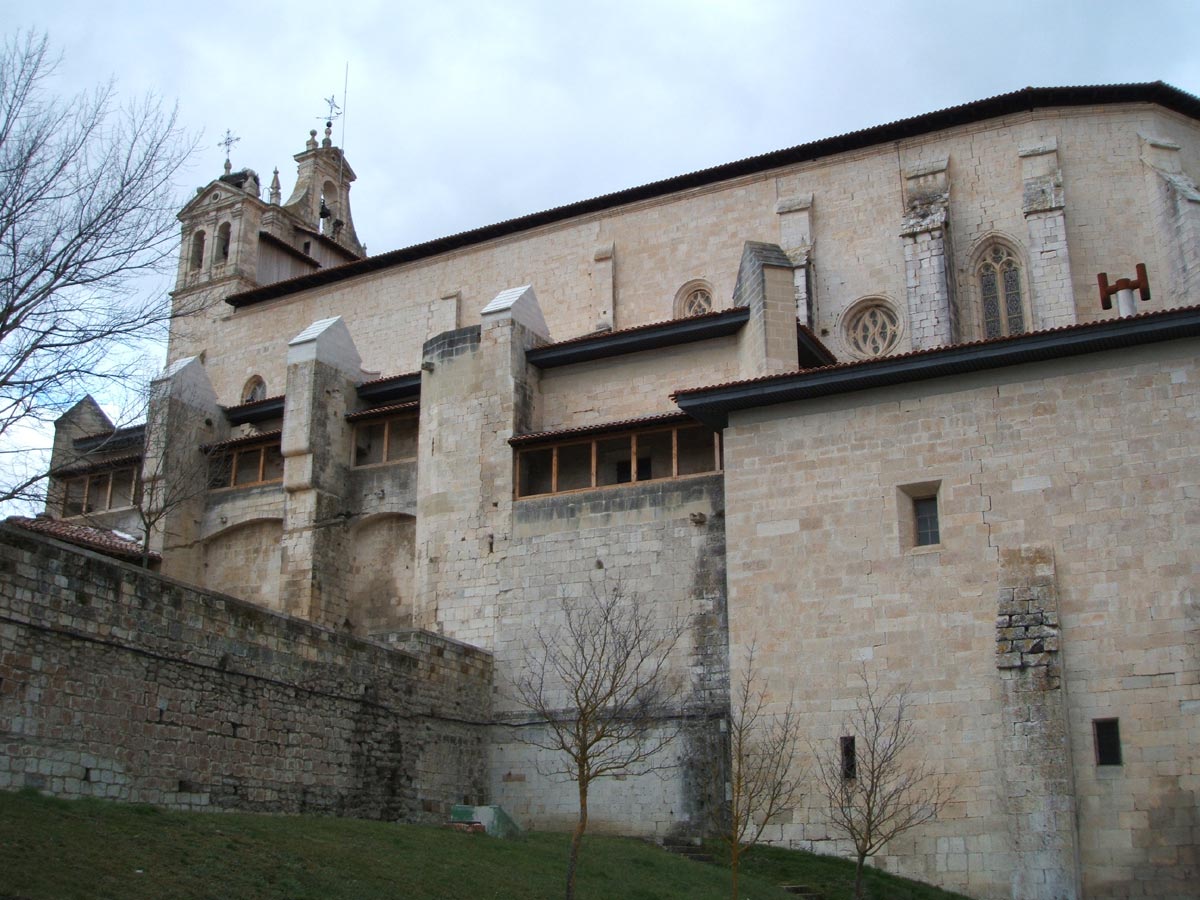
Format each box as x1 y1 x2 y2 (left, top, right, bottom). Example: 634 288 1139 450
0 790 969 900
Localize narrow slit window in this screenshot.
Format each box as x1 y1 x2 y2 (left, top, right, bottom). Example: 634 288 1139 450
840 736 857 781
1094 719 1122 766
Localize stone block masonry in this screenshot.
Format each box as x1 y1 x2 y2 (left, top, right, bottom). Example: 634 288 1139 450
0 525 493 821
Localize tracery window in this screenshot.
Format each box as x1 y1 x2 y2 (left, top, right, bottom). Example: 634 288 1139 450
241 376 267 404
977 245 1026 339
674 280 714 318
844 299 901 358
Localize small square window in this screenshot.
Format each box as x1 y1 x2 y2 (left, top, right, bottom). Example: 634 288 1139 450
839 735 857 781
1094 718 1122 766
914 496 940 546
897 480 942 551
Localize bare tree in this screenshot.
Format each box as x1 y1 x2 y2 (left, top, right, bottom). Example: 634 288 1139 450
814 668 952 899
513 579 687 900
712 644 805 900
0 31 195 505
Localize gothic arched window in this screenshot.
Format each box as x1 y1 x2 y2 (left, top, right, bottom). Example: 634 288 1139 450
977 244 1026 339
242 376 267 404
674 280 714 318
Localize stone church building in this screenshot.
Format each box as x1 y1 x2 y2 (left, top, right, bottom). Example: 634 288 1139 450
41 83 1200 898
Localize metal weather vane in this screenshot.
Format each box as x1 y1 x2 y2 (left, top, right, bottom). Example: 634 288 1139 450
320 95 342 126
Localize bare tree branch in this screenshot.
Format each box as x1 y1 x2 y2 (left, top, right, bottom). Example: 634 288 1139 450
814 665 952 899
709 642 805 900
512 578 687 900
0 30 197 506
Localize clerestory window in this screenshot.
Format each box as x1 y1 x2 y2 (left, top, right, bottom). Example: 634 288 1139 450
977 244 1026 339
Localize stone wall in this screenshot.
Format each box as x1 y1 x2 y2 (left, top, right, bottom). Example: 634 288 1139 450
491 475 729 837
721 338 1200 899
0 526 492 822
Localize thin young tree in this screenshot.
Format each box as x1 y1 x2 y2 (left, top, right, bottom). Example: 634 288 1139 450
0 31 195 505
714 644 805 900
814 668 952 899
513 579 687 900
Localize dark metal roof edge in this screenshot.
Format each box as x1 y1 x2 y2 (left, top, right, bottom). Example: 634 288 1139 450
223 396 286 425
52 452 145 479
73 425 146 452
356 373 422 401
676 308 1200 428
223 82 1198 310
528 307 750 368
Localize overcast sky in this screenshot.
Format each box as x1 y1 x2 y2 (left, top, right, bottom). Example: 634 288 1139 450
7 1 1200 258
2 1 1199 511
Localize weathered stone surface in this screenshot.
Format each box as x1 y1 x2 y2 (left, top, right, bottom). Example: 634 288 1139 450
0 526 492 822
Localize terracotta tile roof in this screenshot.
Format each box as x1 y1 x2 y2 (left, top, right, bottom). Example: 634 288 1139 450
5 516 159 564
672 306 1200 398
223 394 285 415
204 429 283 453
358 371 421 388
346 400 420 422
509 412 696 446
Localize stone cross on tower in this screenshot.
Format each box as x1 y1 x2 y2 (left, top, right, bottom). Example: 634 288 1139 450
218 129 241 176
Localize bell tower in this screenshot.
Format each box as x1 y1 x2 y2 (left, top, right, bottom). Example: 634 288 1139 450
282 122 364 257
172 132 267 313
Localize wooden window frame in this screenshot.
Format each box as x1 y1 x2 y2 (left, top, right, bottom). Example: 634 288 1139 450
514 424 722 499
209 442 284 491
352 413 419 468
62 468 138 517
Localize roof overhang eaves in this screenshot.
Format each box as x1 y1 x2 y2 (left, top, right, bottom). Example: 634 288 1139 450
527 308 750 369
73 426 146 453
356 373 422 403
222 84 1199 311
509 412 695 446
223 396 286 425
676 308 1200 429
